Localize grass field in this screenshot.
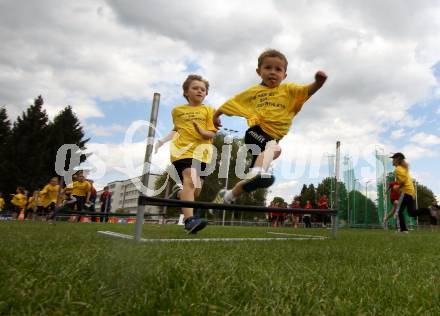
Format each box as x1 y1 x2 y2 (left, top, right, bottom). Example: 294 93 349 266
1 221 440 315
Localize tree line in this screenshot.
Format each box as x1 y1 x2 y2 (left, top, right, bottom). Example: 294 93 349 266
0 96 88 198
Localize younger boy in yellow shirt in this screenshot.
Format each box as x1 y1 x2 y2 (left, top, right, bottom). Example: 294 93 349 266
213 49 327 204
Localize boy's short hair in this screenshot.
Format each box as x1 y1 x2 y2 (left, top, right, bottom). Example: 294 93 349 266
182 74 209 101
258 49 288 70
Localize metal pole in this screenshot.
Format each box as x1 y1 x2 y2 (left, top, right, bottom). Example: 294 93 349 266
364 180 370 226
332 141 340 238
135 93 160 242
353 179 357 225
414 180 418 227
221 131 236 226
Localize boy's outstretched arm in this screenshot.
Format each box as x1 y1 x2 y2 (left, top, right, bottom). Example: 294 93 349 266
213 109 223 129
308 71 328 96
154 130 177 153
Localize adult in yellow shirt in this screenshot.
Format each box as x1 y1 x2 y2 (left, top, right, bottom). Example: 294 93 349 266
39 177 60 219
154 74 217 234
390 152 438 232
213 49 327 204
72 173 91 214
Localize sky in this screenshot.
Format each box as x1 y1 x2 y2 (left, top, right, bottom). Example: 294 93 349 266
1 0 439 204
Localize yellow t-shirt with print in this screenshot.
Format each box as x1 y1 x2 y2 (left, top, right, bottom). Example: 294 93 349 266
39 184 60 207
219 83 309 139
0 197 5 210
395 165 415 198
11 193 27 211
170 104 217 163
72 181 91 197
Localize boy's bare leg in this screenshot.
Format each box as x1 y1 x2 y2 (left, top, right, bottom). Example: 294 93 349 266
230 141 281 198
180 168 199 219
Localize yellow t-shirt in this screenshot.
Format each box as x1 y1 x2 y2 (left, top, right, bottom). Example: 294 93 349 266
395 165 416 198
27 197 36 210
39 184 60 207
72 181 91 197
0 197 5 210
219 83 309 139
11 193 27 211
170 104 217 163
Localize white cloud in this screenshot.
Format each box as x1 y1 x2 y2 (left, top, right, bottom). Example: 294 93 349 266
401 144 437 160
1 0 440 200
85 123 127 137
390 129 405 140
410 132 440 146
267 180 300 205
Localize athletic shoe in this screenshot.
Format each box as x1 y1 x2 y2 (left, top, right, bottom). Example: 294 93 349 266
209 189 229 214
168 184 183 200
242 171 275 192
184 217 207 234
213 189 229 204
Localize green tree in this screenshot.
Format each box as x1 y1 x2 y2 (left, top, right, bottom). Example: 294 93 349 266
415 182 437 208
7 96 49 193
0 107 12 194
299 184 316 207
414 182 437 225
46 106 89 177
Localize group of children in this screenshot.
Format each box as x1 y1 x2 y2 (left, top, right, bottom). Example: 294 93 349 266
1 173 112 223
155 49 328 234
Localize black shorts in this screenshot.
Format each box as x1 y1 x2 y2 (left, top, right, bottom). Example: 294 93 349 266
172 158 207 183
244 125 278 168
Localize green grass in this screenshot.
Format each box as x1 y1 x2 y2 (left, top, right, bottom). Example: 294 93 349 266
1 222 440 315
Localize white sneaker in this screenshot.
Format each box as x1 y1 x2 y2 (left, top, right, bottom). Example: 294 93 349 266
168 184 183 200
209 189 230 214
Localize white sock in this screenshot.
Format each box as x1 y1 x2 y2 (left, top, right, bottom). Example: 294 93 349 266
250 166 264 174
224 190 236 203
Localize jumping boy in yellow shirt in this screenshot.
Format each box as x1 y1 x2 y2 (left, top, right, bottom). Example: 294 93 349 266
213 49 327 204
155 74 217 233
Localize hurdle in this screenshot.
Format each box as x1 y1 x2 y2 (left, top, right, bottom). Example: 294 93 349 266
125 93 341 242
137 195 339 239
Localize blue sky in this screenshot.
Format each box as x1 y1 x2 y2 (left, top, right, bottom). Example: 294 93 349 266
2 0 439 203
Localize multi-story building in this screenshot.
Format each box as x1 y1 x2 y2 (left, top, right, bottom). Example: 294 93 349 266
95 173 162 214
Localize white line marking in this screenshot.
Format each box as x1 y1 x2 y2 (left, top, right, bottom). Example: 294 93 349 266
97 231 327 242
266 231 326 238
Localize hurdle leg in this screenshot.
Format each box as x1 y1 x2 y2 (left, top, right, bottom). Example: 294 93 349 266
331 214 337 238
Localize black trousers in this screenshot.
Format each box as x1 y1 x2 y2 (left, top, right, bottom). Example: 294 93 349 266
397 194 436 231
